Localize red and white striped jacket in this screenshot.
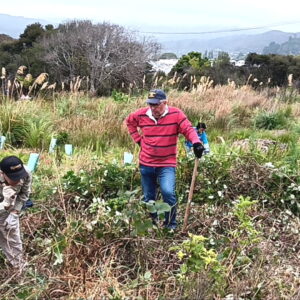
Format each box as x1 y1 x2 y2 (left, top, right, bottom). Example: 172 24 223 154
126 106 200 167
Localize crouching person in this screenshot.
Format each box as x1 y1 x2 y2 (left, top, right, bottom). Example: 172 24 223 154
0 156 32 271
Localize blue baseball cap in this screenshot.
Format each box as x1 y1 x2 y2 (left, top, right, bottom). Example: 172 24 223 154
0 156 28 181
146 89 167 104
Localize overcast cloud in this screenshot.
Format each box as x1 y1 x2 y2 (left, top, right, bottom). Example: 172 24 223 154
1 0 300 34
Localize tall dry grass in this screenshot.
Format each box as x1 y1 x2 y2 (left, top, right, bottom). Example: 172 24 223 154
6 83 299 149
1 81 300 150
167 84 300 129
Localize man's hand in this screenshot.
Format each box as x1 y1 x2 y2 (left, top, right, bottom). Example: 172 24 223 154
0 202 10 213
5 212 19 230
193 143 205 158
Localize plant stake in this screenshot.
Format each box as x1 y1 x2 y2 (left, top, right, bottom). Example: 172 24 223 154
182 158 199 232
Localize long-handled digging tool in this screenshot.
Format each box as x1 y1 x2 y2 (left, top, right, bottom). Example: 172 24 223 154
182 158 199 232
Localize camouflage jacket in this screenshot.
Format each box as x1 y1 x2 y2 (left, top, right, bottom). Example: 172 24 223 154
0 166 32 214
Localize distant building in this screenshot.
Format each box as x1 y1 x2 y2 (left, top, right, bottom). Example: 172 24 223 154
230 59 245 67
149 59 178 74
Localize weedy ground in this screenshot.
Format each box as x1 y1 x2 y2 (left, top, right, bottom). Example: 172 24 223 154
0 84 299 299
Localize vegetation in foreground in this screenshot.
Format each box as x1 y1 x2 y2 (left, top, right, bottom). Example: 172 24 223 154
0 84 299 299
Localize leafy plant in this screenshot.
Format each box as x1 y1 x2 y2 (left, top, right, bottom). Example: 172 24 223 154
223 195 261 280
231 196 261 246
171 233 225 294
254 109 292 130
111 90 131 103
23 116 53 149
172 52 210 74
0 102 28 145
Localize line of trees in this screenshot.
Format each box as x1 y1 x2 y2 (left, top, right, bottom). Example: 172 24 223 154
0 21 159 96
1 21 300 97
168 51 300 88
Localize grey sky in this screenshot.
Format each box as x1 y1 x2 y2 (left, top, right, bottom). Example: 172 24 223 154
1 0 300 33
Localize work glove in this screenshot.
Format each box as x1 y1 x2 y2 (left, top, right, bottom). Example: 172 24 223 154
0 202 6 213
22 199 34 210
193 142 205 158
4 212 19 231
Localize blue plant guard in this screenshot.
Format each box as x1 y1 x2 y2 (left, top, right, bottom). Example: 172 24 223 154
23 152 40 210
124 152 133 164
26 153 40 172
65 144 73 156
0 136 6 149
49 138 57 153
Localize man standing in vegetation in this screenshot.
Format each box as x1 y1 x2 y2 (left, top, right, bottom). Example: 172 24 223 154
0 156 32 272
126 89 204 229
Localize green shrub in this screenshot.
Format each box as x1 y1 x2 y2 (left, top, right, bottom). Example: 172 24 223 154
254 109 292 130
0 103 29 146
62 160 140 201
111 90 131 103
177 153 233 205
23 116 53 149
171 234 225 296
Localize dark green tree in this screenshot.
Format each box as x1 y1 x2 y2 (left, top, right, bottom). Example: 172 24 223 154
159 52 177 59
204 52 235 85
0 23 53 78
244 53 299 86
215 52 231 67
171 51 210 75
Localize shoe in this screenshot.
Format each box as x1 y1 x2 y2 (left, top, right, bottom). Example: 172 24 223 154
164 225 177 233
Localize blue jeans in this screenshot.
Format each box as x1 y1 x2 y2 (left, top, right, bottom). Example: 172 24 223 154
140 165 177 228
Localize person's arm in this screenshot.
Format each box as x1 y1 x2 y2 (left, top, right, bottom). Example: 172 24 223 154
0 201 10 213
200 132 208 144
2 186 21 231
200 132 210 153
126 111 142 145
177 111 200 144
178 111 205 158
2 186 18 210
2 172 32 213
14 172 32 212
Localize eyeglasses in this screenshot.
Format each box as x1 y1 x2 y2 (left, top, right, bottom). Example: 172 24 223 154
148 102 161 107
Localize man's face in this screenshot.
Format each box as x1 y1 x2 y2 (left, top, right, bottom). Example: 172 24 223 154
2 172 20 186
149 101 167 118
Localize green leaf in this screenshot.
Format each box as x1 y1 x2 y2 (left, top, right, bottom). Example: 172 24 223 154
155 201 171 214
144 271 152 280
17 289 32 299
145 201 156 213
53 251 63 265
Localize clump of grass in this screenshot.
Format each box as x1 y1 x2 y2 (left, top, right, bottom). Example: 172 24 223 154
0 102 28 145
23 115 54 150
254 108 292 130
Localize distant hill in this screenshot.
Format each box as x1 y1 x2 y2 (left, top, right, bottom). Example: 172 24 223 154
263 36 300 55
1 14 300 57
0 33 14 44
0 14 50 38
161 30 300 56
